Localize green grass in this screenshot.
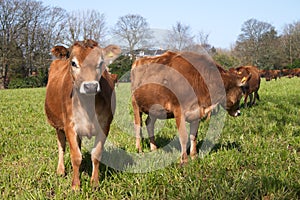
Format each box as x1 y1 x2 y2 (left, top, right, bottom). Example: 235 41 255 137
0 78 300 199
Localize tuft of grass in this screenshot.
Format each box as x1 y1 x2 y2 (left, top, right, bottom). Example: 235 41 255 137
0 78 299 199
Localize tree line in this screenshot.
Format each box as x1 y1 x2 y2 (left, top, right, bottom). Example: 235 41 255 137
1 0 300 88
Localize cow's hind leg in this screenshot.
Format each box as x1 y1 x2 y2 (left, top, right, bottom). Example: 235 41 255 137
132 96 143 153
253 91 259 105
146 115 157 151
56 129 66 176
249 93 254 106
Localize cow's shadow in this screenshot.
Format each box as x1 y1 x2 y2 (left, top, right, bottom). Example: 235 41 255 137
78 137 241 182
80 147 135 181
142 135 241 156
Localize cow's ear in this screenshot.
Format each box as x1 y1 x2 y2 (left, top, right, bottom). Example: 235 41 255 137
102 45 121 65
237 73 252 86
51 46 70 59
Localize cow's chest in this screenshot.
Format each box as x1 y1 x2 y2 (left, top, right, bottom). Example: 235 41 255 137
71 98 100 139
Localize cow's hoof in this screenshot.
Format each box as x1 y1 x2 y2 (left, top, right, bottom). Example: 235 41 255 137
190 153 198 160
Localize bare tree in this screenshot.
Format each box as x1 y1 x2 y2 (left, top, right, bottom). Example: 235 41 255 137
112 14 153 55
0 0 67 88
234 18 279 68
197 31 211 53
63 10 107 45
281 21 300 66
165 21 195 51
0 0 25 88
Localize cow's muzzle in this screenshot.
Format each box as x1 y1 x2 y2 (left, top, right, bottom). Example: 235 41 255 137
80 81 100 95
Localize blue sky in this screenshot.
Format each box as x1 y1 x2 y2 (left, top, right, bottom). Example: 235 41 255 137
41 0 300 49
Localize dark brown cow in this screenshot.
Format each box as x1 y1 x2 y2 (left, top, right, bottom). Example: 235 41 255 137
131 51 251 165
260 69 281 81
233 66 261 107
45 39 120 189
281 69 294 78
292 68 300 77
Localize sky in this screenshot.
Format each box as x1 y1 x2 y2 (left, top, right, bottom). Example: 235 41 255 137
41 0 300 49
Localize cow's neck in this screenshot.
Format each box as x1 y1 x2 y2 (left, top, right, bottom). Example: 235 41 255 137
220 72 237 92
72 90 97 119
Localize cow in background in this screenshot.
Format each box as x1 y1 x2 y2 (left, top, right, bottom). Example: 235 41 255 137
131 51 251 164
231 66 261 107
45 39 121 189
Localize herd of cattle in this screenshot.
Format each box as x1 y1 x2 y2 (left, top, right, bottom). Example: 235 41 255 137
44 39 299 189
260 68 300 81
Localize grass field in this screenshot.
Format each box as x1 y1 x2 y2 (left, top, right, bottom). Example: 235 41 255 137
0 77 300 199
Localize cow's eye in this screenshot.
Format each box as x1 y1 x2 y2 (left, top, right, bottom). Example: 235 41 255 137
71 61 77 68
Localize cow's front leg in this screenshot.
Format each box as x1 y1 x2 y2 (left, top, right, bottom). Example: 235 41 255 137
56 129 66 176
175 115 188 165
90 131 106 187
66 129 82 190
146 115 157 151
243 94 249 108
190 120 199 160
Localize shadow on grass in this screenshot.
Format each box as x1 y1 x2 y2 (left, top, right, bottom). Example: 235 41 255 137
80 151 122 182
141 134 242 156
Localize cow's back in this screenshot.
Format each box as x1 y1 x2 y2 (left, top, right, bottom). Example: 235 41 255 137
131 51 225 120
45 59 72 129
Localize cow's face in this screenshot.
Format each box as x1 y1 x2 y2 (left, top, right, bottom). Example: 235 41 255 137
51 40 121 95
70 44 103 95
225 87 243 117
224 73 251 117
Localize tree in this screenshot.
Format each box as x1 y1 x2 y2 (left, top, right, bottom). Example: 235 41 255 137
63 10 107 45
165 21 195 51
0 0 24 88
112 14 153 55
0 0 66 88
197 31 211 53
213 49 240 69
281 21 300 66
108 55 133 82
234 18 279 69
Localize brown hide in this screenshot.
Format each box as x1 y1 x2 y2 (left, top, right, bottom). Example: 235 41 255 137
45 39 120 189
292 68 300 77
234 66 261 107
131 51 250 164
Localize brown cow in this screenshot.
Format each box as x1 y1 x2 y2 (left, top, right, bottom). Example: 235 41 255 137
292 68 300 77
131 51 251 165
281 69 294 78
45 39 121 189
233 66 261 107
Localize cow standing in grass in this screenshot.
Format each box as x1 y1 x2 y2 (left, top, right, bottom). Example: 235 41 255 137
131 51 251 165
45 39 120 189
231 66 261 107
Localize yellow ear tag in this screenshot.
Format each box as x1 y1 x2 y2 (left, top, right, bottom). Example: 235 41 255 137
241 77 247 83
238 71 242 75
107 52 114 58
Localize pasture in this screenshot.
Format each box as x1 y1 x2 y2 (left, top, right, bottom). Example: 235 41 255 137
0 77 300 199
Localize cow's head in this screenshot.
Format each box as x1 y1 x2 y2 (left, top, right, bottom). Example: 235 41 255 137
51 39 121 95
224 72 251 117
